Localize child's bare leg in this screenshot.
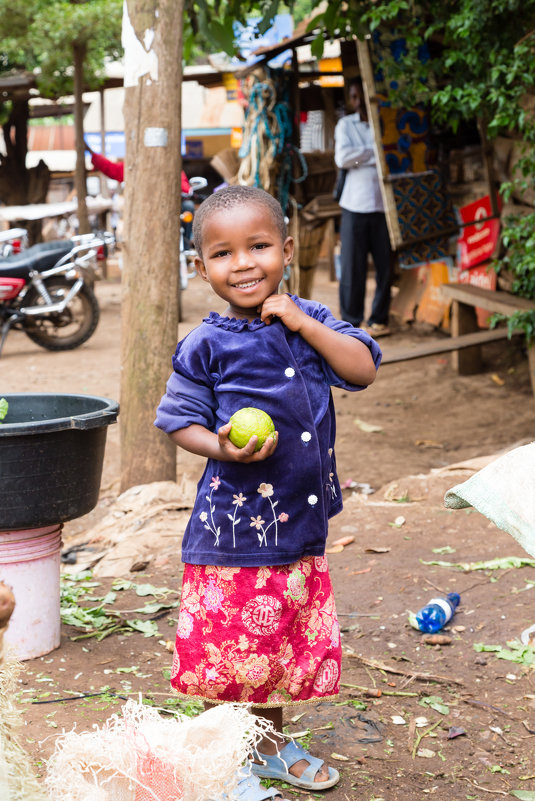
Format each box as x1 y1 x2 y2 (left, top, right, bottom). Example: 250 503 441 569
251 705 329 784
204 702 330 783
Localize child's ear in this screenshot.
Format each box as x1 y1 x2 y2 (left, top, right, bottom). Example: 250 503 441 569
195 256 208 281
283 236 294 265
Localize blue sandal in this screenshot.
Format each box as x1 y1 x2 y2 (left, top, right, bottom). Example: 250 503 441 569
251 740 340 790
224 768 290 801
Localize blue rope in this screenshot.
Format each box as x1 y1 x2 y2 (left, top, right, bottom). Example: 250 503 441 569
239 73 308 213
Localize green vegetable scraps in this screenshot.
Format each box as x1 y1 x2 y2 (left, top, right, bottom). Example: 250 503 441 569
474 640 535 667
60 573 176 641
421 556 535 572
0 398 8 423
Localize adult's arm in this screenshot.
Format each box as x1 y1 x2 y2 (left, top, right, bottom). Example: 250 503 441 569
181 171 191 194
90 151 125 182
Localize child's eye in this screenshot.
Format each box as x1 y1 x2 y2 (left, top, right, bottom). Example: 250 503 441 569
212 249 230 258
252 242 270 250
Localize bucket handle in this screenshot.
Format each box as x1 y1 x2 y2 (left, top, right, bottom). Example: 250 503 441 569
70 408 119 430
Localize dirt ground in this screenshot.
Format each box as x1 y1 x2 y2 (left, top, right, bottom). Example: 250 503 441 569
3 260 535 801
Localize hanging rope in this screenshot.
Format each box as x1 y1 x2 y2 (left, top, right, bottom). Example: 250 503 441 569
238 70 308 213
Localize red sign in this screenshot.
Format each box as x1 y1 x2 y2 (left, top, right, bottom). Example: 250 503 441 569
457 195 501 270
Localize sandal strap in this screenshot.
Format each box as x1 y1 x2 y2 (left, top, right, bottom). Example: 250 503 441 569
234 770 282 801
254 740 325 783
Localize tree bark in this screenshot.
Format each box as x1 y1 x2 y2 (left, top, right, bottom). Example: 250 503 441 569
120 0 183 491
73 41 90 234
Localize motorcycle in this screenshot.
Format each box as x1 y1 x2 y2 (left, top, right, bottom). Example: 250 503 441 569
0 231 114 356
179 176 208 291
0 227 29 258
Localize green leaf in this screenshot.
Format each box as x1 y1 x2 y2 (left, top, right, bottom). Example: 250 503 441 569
310 33 325 60
510 792 535 800
421 557 535 571
0 398 7 422
419 695 449 715
126 619 160 638
132 601 179 614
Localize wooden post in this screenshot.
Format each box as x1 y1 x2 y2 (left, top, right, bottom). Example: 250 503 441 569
73 42 90 235
325 217 336 281
120 0 183 491
356 38 402 250
98 87 109 278
450 300 483 373
527 343 535 398
477 117 500 219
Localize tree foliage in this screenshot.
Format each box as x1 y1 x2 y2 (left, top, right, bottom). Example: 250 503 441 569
0 0 123 98
306 1 535 334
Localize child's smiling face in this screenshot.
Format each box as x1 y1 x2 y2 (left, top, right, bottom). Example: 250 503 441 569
195 201 294 320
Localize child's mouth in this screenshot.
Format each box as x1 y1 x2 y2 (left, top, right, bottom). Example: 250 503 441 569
232 279 262 290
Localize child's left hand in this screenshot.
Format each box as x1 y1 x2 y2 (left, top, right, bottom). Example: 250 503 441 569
217 422 278 463
259 294 308 332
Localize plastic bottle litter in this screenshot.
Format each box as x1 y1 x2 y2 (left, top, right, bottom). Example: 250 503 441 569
415 592 460 633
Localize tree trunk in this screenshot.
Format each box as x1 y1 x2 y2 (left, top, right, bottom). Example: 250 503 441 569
0 96 50 244
120 0 183 491
73 41 90 234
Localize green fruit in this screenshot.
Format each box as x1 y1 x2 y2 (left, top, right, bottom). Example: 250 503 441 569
228 407 276 451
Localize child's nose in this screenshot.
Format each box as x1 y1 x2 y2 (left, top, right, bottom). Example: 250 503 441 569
236 250 254 268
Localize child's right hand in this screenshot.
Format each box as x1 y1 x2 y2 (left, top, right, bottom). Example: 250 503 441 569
217 422 278 462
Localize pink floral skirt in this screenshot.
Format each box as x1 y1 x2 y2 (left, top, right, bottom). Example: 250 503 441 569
170 556 341 706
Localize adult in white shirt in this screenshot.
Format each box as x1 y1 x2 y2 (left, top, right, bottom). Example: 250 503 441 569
334 78 392 336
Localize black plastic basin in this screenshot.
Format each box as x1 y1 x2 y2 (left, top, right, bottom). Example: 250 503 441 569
0 393 119 530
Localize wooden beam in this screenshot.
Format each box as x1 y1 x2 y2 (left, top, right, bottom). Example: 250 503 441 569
440 283 535 315
381 327 514 365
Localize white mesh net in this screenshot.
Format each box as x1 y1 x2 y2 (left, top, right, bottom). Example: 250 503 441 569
45 700 274 801
0 654 49 801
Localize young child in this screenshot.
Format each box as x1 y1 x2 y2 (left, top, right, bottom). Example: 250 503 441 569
155 185 382 801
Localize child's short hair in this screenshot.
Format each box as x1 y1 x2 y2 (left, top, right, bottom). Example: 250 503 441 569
192 185 287 259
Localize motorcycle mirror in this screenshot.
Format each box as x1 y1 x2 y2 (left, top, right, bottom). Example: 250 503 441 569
189 176 208 191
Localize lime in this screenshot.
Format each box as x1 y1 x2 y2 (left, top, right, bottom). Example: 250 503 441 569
228 407 276 451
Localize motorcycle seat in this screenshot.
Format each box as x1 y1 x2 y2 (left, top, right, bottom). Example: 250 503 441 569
0 240 73 278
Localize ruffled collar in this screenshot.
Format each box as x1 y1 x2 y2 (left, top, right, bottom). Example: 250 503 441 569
203 311 267 332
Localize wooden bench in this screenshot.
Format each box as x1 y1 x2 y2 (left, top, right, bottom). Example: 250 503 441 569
382 283 535 394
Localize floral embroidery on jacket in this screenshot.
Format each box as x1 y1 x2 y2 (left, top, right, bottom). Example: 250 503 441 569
199 477 289 549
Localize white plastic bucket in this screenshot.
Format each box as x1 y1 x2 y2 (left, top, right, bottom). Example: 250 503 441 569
0 524 63 660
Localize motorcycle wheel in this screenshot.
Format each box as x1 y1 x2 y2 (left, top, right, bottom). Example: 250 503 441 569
22 278 100 350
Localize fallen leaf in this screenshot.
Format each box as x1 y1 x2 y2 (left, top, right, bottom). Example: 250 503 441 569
354 418 383 433
365 546 391 553
417 748 436 758
391 715 406 725
330 752 350 761
447 726 466 739
325 544 344 554
331 535 355 547
491 373 505 386
414 716 429 727
415 439 444 449
289 729 310 738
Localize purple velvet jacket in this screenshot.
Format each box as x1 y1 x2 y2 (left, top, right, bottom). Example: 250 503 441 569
155 296 382 567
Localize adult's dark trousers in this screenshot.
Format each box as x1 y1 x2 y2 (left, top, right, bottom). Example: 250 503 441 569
339 209 392 327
